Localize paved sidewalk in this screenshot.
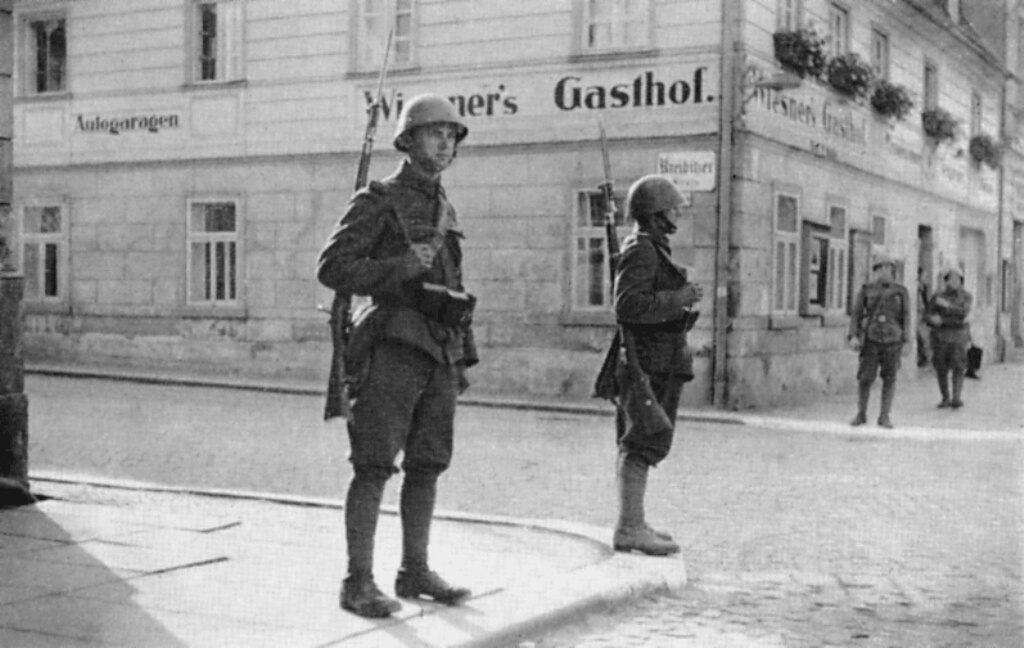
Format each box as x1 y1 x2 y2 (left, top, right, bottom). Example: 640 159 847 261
1 478 686 648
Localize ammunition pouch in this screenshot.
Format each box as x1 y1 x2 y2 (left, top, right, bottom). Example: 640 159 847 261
412 282 476 328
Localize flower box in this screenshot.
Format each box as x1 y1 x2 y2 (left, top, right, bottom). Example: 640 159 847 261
968 133 1002 169
773 28 827 79
921 108 959 143
825 53 873 100
870 80 914 120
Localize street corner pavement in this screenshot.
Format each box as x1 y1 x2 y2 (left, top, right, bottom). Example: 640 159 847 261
0 477 687 648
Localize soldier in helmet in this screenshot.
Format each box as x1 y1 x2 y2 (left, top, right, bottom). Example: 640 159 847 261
611 174 702 556
847 255 912 428
926 265 972 408
317 93 476 618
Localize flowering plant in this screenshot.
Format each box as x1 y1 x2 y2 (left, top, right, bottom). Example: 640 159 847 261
825 53 873 100
968 133 1002 169
870 80 914 120
773 27 827 79
921 108 959 143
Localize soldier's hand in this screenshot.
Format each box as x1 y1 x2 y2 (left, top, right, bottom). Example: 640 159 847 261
410 243 437 269
455 363 470 394
848 336 862 352
679 284 703 307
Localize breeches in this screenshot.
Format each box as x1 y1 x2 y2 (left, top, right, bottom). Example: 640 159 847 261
857 342 902 383
347 341 457 476
615 371 686 467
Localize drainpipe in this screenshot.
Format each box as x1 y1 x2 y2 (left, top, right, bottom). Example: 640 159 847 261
995 69 1008 362
712 0 742 407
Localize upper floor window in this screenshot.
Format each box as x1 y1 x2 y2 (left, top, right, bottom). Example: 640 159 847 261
923 61 939 110
580 0 652 53
778 0 802 31
828 3 849 57
970 91 982 137
187 200 239 305
21 202 66 302
870 28 890 80
571 189 626 312
773 191 800 314
356 0 415 69
22 14 67 95
190 0 244 83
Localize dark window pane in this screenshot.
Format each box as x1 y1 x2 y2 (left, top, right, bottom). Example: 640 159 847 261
44 243 59 297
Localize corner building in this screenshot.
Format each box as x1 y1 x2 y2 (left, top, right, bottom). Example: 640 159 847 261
10 0 1015 408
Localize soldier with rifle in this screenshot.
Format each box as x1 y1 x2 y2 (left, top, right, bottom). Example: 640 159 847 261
592 124 703 556
317 88 477 617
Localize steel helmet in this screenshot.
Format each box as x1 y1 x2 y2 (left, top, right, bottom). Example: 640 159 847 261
626 175 686 221
941 262 964 281
871 254 896 270
393 93 468 152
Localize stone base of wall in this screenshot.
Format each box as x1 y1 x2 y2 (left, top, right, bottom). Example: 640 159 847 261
0 393 28 486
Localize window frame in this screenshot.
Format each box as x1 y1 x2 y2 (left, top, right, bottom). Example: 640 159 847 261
969 90 982 138
353 0 418 72
19 199 69 306
923 60 939 111
777 0 803 31
772 189 801 316
18 10 69 97
801 202 849 318
186 197 242 308
569 187 628 315
186 0 246 86
828 2 850 57
870 27 890 81
575 0 654 56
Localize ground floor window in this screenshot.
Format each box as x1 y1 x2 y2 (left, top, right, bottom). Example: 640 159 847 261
571 189 626 311
21 201 66 302
773 190 800 314
187 199 239 304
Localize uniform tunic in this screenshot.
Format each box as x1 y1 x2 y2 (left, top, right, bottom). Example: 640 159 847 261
848 278 911 383
928 286 972 373
317 161 476 475
613 230 695 466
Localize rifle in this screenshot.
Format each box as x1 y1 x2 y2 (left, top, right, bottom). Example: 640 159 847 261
324 30 393 421
598 118 620 298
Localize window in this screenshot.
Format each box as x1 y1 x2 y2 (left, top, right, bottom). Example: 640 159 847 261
828 3 849 57
872 215 886 245
970 91 982 137
580 0 652 52
870 28 889 80
21 202 66 302
778 0 802 31
571 189 626 311
825 205 848 312
357 0 415 69
187 200 239 304
773 192 800 314
799 205 848 316
22 14 67 95
923 61 938 110
190 0 243 83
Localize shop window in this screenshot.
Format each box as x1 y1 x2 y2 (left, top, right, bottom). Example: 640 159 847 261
777 0 802 31
189 0 244 83
870 28 889 80
21 202 66 302
772 191 800 314
356 0 416 70
571 189 626 312
578 0 652 53
187 200 239 305
21 13 67 96
828 3 849 57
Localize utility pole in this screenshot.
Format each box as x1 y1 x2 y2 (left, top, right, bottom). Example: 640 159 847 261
0 0 33 505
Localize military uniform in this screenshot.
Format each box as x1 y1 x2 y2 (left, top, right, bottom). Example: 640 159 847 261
927 279 971 408
847 266 911 427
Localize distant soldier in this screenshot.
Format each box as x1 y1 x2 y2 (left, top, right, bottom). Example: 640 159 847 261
317 94 477 618
611 175 702 556
926 265 972 408
847 256 912 429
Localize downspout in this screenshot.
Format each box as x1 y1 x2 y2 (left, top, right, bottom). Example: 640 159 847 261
996 71 1007 361
713 0 741 407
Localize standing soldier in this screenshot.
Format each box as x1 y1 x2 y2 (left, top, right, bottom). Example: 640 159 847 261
926 265 972 408
847 256 912 429
611 175 702 556
317 94 477 618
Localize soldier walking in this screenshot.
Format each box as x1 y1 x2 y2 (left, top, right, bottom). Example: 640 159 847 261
317 94 477 618
847 256 912 429
611 175 702 556
926 265 972 408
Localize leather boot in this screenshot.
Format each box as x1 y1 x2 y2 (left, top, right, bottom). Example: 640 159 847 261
951 371 965 408
850 382 870 426
936 371 951 408
877 379 895 429
340 470 399 617
613 454 679 556
341 575 401 617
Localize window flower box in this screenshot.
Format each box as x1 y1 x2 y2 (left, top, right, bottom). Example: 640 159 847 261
921 108 959 144
825 53 873 100
773 27 827 79
968 133 1002 169
870 80 914 120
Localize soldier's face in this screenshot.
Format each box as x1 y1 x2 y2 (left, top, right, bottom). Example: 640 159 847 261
874 264 894 282
406 123 459 176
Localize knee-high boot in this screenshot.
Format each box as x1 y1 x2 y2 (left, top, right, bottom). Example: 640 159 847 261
612 453 679 555
341 468 400 617
851 382 871 426
936 370 951 407
878 379 896 428
951 370 965 408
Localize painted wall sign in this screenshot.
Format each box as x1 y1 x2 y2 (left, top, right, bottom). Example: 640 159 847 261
657 151 717 191
76 113 182 135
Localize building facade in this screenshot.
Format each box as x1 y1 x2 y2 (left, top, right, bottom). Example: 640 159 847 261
9 0 1016 408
